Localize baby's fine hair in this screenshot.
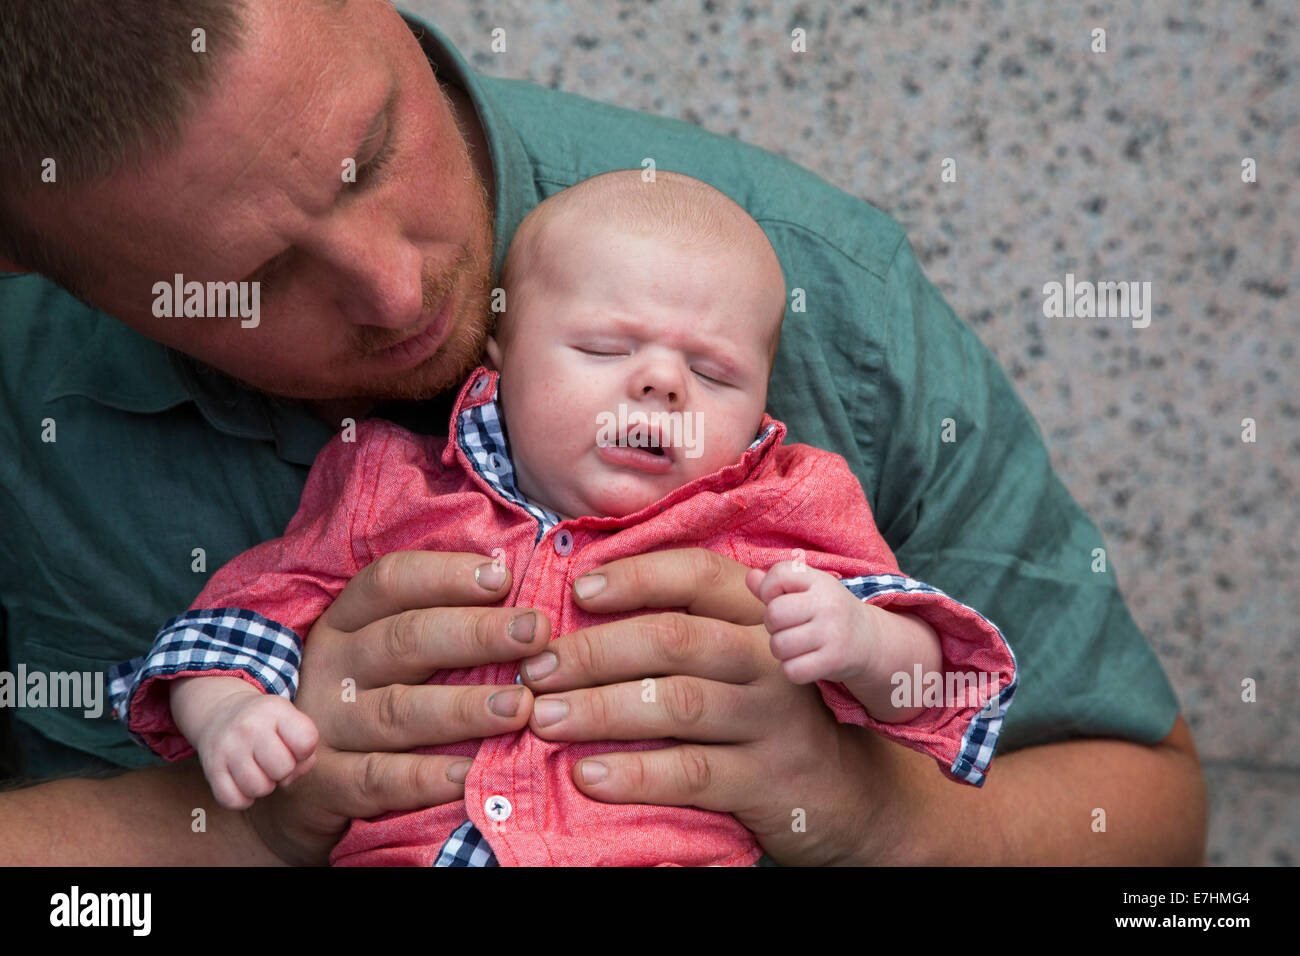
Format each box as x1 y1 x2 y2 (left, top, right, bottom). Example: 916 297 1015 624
499 168 775 294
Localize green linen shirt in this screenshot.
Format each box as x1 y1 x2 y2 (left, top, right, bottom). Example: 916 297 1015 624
0 12 1179 776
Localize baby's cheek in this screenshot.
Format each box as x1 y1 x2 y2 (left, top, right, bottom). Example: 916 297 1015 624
691 428 747 479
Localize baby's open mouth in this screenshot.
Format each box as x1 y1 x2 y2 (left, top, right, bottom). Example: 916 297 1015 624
617 436 665 455
597 429 676 473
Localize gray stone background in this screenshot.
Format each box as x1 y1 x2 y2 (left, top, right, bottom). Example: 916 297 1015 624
406 0 1298 865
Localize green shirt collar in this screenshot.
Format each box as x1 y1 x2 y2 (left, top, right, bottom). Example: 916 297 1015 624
42 12 533 466
43 314 189 414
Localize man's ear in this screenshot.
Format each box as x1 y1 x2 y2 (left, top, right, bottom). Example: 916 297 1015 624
484 335 503 370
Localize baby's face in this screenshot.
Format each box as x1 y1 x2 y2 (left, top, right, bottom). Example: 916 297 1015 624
486 223 783 520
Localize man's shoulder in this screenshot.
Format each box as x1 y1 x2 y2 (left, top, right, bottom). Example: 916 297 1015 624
0 272 105 352
0 273 165 416
478 75 906 278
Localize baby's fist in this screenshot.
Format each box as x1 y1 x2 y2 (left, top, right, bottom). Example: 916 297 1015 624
194 692 320 811
746 561 878 685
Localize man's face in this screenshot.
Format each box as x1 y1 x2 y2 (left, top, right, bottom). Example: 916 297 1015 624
21 0 495 402
486 222 781 521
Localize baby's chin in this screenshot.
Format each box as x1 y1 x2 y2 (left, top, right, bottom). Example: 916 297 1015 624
575 482 670 521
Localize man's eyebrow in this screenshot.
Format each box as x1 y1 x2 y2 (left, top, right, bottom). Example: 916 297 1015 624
238 88 399 284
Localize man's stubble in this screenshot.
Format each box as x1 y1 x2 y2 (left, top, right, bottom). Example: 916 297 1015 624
334 120 497 404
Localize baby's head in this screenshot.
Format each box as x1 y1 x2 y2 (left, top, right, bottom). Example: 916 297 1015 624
485 169 786 520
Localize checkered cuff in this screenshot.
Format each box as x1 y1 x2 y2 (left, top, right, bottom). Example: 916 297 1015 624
824 573 1018 787
107 608 303 760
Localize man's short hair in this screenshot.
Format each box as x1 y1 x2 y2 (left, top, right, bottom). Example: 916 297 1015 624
0 0 249 287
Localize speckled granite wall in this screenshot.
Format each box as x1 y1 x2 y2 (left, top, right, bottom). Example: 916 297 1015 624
404 0 1298 865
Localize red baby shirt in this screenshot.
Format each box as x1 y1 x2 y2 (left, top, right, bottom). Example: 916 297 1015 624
119 366 1017 866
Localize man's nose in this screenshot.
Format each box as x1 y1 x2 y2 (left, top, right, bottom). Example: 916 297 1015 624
313 219 426 329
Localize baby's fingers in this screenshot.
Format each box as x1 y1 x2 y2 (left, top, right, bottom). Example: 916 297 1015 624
748 563 813 603
279 749 319 788
205 761 255 811
763 591 819 636
268 706 319 787
253 731 303 784
779 650 838 686
230 751 278 802
275 706 320 762
767 622 824 663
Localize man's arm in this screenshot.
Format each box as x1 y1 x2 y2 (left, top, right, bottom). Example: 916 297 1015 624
837 714 1206 865
0 710 1205 866
0 713 1204 866
860 235 1182 754
0 763 281 865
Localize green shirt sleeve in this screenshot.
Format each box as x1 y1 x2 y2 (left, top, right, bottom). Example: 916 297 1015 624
861 236 1180 750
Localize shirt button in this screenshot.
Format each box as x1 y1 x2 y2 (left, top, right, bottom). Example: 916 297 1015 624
470 376 489 397
485 795 513 822
554 530 573 556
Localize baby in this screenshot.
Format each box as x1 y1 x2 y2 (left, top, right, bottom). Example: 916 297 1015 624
110 170 1016 867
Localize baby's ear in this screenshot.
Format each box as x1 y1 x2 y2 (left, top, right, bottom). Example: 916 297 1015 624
484 336 503 370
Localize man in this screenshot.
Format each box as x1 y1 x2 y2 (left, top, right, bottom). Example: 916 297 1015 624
0 0 1205 864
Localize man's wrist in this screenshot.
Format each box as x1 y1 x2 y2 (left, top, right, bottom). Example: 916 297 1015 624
827 723 935 865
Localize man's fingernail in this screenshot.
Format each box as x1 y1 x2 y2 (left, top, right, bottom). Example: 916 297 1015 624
523 651 557 681
508 611 536 642
580 760 608 784
574 574 606 599
446 760 471 783
476 562 507 590
533 698 568 727
488 688 523 717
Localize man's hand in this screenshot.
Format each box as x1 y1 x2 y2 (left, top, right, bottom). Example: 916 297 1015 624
520 548 880 865
246 550 552 866
520 547 1207 866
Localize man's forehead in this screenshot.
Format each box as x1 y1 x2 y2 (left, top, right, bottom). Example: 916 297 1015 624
172 4 383 210
70 1 385 266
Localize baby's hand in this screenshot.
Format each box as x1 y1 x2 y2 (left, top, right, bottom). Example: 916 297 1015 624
745 562 889 686
746 562 944 722
170 676 320 811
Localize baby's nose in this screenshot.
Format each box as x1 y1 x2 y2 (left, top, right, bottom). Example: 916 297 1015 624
642 383 679 404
